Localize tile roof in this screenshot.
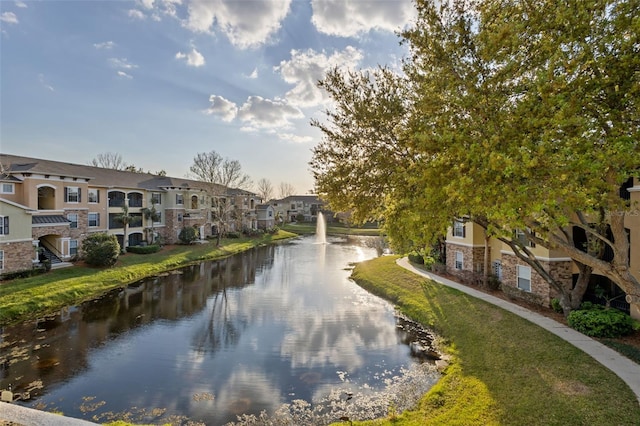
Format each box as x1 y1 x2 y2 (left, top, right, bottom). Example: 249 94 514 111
0 154 253 195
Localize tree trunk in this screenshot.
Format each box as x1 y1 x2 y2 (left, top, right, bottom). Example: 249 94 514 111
560 262 592 317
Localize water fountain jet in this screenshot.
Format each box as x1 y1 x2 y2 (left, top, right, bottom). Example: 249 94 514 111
316 212 327 244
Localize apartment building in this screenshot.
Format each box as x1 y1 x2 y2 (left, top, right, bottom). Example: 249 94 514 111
270 195 324 223
0 154 260 274
444 178 640 317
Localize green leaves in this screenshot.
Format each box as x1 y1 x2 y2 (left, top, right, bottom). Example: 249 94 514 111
310 0 640 296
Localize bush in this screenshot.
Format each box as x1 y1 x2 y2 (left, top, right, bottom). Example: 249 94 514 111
127 244 161 254
178 226 198 244
551 298 564 313
568 306 637 338
82 233 120 267
0 266 47 281
226 232 241 239
408 251 424 264
266 226 279 234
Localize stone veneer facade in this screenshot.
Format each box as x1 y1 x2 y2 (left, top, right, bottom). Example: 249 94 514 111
445 242 487 284
501 253 573 307
1 240 35 274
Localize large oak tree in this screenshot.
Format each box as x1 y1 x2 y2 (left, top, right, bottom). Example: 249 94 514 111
311 0 639 315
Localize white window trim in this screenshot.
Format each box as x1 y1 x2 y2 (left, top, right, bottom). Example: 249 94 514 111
88 189 99 203
67 213 79 229
88 212 99 227
453 220 465 238
1 183 15 194
454 251 464 270
0 250 4 270
517 265 532 292
66 186 80 203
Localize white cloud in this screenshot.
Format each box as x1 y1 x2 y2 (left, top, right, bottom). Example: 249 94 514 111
185 0 291 48
311 0 415 37
236 96 303 130
279 133 313 144
138 0 155 9
175 48 205 67
128 9 146 20
94 41 116 49
38 74 54 91
203 95 238 122
275 46 364 108
247 68 258 79
204 94 303 130
15 1 27 8
117 71 133 79
0 12 18 24
109 58 138 70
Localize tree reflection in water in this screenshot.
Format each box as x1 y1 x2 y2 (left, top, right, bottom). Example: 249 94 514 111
0 237 440 425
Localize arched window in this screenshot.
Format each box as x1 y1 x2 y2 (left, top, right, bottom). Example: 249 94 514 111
191 195 198 209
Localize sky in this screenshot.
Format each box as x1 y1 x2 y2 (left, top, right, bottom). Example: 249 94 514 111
0 0 415 195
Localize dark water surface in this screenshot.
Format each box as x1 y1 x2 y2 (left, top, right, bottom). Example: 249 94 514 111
0 236 438 425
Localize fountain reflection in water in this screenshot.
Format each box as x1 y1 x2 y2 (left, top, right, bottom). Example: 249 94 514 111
316 212 327 244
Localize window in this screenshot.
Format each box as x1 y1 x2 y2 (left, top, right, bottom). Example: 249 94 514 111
88 189 100 203
128 192 143 208
453 220 465 237
178 213 183 222
65 186 80 203
515 229 536 247
268 210 273 217
67 213 78 229
0 216 8 235
88 212 100 227
1 183 14 194
70 240 78 256
151 192 162 205
176 194 183 205
454 251 463 270
154 212 162 224
191 195 198 209
492 260 502 280
517 265 531 292
0 250 3 270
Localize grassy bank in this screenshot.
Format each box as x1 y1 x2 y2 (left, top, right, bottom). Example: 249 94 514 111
0 230 297 325
282 222 381 236
349 256 640 425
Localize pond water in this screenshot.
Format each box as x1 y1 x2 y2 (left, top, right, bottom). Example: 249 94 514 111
0 236 439 425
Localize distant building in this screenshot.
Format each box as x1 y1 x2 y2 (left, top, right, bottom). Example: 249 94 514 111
0 154 260 274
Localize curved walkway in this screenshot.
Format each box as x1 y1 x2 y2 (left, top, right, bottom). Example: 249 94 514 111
396 257 640 405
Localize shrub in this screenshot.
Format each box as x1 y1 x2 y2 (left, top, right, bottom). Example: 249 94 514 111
408 251 424 264
0 266 47 281
82 233 120 267
551 298 563 313
568 306 637 338
178 226 198 244
127 244 161 254
226 232 241 239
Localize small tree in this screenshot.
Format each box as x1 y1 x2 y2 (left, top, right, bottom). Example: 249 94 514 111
142 204 160 244
179 226 198 244
114 205 133 253
82 233 120 267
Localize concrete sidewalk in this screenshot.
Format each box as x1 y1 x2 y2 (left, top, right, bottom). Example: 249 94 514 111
0 401 97 425
396 257 640 405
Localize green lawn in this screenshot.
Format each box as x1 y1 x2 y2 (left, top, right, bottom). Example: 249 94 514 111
281 222 382 236
348 256 640 425
0 230 297 325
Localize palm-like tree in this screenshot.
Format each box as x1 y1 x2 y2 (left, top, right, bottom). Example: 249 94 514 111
142 204 160 244
114 205 133 253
